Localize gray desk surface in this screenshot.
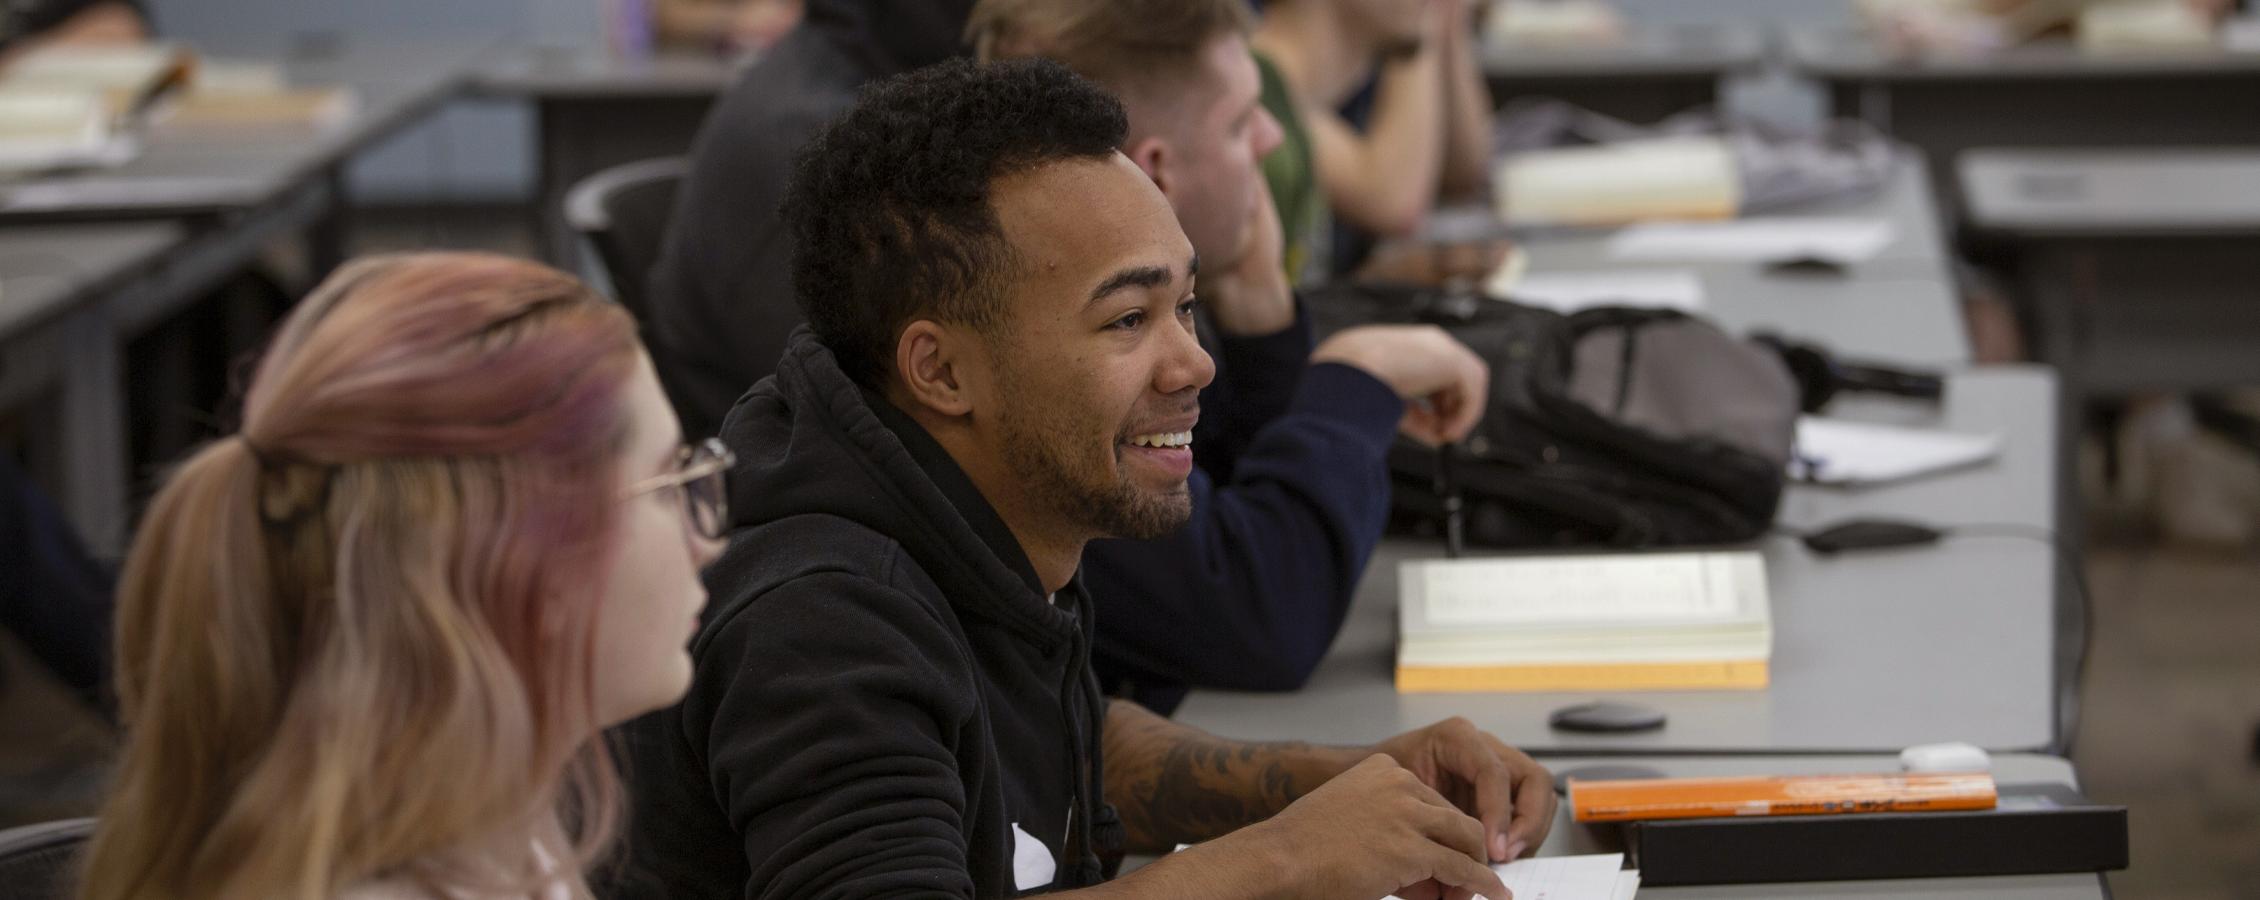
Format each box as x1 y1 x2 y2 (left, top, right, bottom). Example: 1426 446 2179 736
0 42 477 221
473 46 743 99
1481 25 1765 79
1787 28 2260 80
1961 148 2260 237
1175 367 2059 754
1515 157 1968 365
1537 754 2105 899
0 224 182 345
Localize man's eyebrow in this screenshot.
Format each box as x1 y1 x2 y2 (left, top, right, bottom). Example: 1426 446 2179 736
1086 254 1198 305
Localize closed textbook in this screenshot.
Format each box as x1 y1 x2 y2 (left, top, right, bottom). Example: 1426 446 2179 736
1570 773 1998 822
1395 552 1770 692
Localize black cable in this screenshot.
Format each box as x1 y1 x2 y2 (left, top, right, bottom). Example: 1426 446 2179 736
1773 520 2094 756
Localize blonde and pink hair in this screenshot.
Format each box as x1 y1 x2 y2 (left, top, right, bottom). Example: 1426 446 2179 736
82 252 642 900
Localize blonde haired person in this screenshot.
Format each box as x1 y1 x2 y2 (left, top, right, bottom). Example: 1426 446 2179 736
78 252 727 900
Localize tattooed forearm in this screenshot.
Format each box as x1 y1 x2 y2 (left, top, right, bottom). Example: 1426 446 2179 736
1101 700 1361 853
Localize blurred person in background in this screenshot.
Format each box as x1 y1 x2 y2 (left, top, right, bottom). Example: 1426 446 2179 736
651 0 802 55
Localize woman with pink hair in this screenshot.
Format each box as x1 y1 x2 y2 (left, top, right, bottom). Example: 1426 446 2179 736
78 251 727 900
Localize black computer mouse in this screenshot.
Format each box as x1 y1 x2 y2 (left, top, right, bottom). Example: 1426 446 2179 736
1548 701 1667 733
1800 518 1945 555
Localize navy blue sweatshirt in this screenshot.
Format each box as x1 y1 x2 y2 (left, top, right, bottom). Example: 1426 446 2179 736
1088 310 1403 713
615 330 1118 899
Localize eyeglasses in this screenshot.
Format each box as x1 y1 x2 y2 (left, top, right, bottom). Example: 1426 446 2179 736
622 437 736 541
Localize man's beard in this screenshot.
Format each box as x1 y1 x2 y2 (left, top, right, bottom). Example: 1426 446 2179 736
996 384 1194 542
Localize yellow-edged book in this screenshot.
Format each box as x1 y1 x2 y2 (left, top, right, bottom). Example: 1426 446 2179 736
1395 551 1771 693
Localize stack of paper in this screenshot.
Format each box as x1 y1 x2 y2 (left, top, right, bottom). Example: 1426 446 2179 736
1397 552 1771 693
150 59 359 132
0 44 191 174
1388 853 1639 900
1484 0 1626 46
1607 217 1897 265
1487 268 1707 314
0 44 195 119
1791 417 2003 486
1498 136 1742 228
2079 0 2218 50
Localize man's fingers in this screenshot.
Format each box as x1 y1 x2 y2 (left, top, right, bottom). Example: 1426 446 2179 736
1445 738 1515 861
1491 738 1558 852
1416 796 1492 865
1427 845 1512 900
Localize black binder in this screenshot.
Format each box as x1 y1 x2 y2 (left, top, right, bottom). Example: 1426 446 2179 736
1622 783 2127 886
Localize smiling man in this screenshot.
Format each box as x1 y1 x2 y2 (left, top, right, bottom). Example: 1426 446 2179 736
616 59 1552 900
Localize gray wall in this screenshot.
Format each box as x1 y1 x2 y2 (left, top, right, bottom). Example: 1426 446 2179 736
145 0 1861 202
148 0 606 201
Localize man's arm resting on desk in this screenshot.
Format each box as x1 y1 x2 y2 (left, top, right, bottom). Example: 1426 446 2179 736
1067 702 1553 900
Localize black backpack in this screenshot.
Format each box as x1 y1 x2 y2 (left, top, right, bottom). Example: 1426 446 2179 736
1305 284 1801 548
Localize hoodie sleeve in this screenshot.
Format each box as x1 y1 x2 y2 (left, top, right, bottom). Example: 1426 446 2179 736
683 568 984 900
1084 360 1403 712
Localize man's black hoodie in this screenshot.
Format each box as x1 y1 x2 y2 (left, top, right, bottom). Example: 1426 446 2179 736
615 329 1119 899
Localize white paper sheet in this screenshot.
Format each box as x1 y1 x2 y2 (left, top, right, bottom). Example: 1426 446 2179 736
1792 417 2003 486
1490 269 1706 314
1608 217 1896 264
1386 853 1637 900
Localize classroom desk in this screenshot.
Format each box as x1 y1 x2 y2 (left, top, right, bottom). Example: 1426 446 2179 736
0 43 478 550
0 42 476 273
1513 156 1969 365
1786 28 2260 209
472 46 739 265
1534 754 2109 899
1482 25 1764 124
1959 148 2260 398
1174 368 2062 755
0 223 184 553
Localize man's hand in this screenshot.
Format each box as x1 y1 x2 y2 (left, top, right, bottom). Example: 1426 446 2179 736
1243 754 1512 900
1373 717 1558 864
1201 176 1297 337
1312 325 1489 445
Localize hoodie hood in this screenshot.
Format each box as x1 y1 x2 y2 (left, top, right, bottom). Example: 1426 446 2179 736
716 327 1073 647
803 0 975 76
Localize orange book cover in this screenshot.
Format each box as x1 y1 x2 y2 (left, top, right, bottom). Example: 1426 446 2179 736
1571 772 1998 823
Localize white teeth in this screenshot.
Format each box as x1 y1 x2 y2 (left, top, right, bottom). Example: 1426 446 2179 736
1129 431 1192 449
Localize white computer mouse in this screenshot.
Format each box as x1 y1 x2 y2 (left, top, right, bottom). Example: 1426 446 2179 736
1899 741 1992 773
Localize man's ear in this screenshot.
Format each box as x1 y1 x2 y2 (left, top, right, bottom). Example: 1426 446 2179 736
1125 133 1172 196
894 320 977 417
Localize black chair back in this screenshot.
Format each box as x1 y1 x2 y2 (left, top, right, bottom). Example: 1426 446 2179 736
563 157 690 322
0 818 95 900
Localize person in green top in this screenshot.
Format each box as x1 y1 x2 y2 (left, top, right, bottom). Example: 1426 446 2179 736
1255 49 1327 285
1254 0 1498 286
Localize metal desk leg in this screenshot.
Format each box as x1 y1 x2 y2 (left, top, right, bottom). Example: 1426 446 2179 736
56 311 128 558
309 166 352 277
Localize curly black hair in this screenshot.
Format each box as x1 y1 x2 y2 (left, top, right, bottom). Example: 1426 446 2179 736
781 57 1129 388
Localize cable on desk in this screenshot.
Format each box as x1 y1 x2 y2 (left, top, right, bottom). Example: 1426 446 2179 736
1774 520 2094 756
